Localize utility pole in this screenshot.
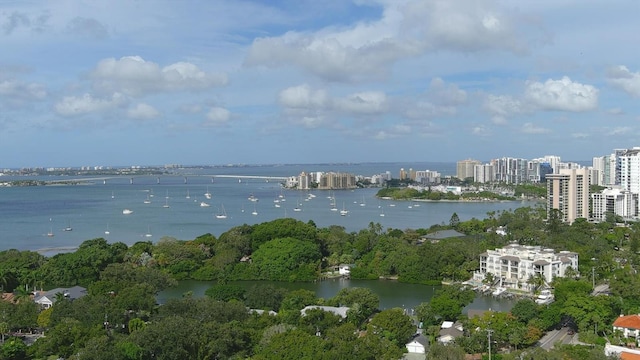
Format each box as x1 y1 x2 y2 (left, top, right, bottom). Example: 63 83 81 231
487 329 494 360
592 266 595 290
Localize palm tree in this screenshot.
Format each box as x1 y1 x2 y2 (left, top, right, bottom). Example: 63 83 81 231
527 273 546 293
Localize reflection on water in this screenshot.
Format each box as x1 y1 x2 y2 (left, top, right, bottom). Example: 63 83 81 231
157 279 516 313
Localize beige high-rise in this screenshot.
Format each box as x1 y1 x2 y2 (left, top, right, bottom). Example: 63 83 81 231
546 168 590 223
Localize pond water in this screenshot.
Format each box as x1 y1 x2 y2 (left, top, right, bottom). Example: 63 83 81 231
157 279 516 314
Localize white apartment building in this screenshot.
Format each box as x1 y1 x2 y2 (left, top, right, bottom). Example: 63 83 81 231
473 163 495 183
546 168 590 223
619 148 640 195
415 170 441 184
474 244 579 291
591 187 638 221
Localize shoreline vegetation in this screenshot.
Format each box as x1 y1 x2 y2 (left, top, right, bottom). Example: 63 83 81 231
1 205 639 358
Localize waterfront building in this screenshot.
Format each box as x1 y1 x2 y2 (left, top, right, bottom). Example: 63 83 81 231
456 159 481 180
415 169 441 184
591 188 638 221
491 157 528 184
399 168 408 180
474 244 579 292
532 155 562 173
473 163 495 183
526 160 553 183
296 171 312 190
317 172 357 190
546 168 590 223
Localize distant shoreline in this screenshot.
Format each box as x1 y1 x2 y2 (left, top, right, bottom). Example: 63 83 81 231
379 197 542 203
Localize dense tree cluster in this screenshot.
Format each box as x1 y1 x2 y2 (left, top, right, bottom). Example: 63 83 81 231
1 205 640 358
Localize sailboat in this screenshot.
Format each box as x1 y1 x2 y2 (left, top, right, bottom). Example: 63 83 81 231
360 195 366 207
144 194 151 204
293 197 302 212
104 223 110 235
47 218 54 237
330 196 338 212
163 191 170 208
111 191 115 199
63 219 73 232
144 226 152 238
186 189 191 199
204 186 212 199
215 204 228 219
379 207 385 217
251 203 258 216
340 202 349 216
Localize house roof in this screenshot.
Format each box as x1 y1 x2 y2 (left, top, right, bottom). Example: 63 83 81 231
301 305 350 319
621 352 640 360
33 286 87 303
500 255 520 262
422 230 466 240
614 314 640 330
406 334 429 347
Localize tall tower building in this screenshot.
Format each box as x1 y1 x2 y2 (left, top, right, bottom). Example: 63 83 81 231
546 168 590 223
457 159 481 180
618 148 640 194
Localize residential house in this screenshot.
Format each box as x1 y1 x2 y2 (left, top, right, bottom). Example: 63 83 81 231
406 333 429 354
300 305 350 319
33 286 87 309
613 314 640 343
437 321 464 344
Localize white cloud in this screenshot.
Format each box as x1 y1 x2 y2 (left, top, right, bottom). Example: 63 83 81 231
0 80 47 101
334 91 388 114
472 125 491 136
278 84 329 109
524 76 598 112
54 92 127 116
245 0 533 82
90 56 228 96
521 122 550 134
607 126 632 136
606 65 640 98
66 16 108 39
571 133 588 139
127 103 160 120
204 107 231 126
483 95 525 124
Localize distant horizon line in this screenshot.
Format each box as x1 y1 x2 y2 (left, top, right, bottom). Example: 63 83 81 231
5 159 592 170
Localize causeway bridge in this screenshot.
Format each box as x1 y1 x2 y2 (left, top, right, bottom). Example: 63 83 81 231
46 174 289 185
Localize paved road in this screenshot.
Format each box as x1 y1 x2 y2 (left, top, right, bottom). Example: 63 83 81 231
538 328 576 350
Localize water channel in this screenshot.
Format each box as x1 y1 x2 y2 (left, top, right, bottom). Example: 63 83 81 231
158 279 517 314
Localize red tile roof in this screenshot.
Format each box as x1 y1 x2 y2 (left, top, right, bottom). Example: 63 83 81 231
614 315 640 330
621 352 640 360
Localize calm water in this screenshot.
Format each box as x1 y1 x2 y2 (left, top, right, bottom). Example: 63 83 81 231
0 163 535 253
157 279 516 313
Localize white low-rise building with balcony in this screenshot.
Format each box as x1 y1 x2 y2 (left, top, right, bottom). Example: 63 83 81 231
473 244 578 292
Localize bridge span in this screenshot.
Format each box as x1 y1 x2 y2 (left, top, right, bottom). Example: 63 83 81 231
46 174 289 185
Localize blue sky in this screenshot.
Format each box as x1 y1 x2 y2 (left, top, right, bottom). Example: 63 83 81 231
1 0 639 168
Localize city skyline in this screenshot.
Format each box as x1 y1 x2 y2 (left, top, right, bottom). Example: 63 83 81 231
1 1 639 168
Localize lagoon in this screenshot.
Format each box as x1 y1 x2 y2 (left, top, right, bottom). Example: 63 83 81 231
157 279 516 314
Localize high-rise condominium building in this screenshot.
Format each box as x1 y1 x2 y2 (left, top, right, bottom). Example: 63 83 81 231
618 148 640 194
546 168 590 223
591 188 638 221
456 159 481 180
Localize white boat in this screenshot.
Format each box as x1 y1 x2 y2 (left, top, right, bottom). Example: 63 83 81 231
340 202 349 216
47 218 54 237
111 191 115 199
248 194 259 202
274 203 281 208
492 287 507 296
535 289 554 304
379 208 385 217
204 186 212 199
163 192 170 208
104 224 110 235
293 205 302 212
122 209 133 215
143 194 151 204
215 204 228 219
251 204 258 216
144 226 152 238
186 189 191 199
360 196 366 207
63 219 73 232
200 201 210 207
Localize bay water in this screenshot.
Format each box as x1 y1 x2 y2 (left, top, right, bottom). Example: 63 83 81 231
0 162 535 253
